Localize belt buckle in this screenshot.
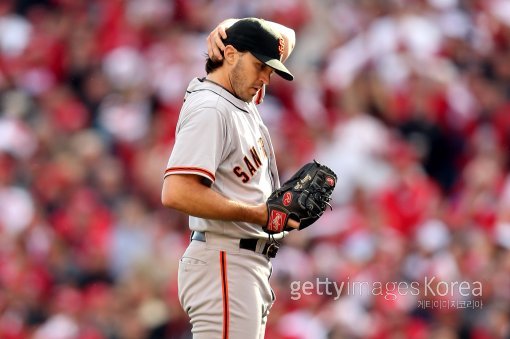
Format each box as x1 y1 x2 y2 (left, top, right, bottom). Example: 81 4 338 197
265 242 279 259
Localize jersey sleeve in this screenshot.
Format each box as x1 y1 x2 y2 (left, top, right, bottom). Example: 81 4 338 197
165 107 228 183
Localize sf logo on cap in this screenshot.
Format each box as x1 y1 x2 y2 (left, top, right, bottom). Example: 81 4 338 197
278 38 285 57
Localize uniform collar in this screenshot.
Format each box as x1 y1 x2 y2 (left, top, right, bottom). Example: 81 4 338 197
190 77 253 111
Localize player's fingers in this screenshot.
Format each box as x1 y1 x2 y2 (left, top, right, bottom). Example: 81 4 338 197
287 219 300 229
207 32 214 57
218 26 227 40
207 42 214 60
214 35 225 60
207 31 222 61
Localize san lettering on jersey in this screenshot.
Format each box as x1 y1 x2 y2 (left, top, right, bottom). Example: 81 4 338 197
233 137 268 183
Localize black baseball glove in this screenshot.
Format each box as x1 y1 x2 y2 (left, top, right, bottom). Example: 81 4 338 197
264 160 337 234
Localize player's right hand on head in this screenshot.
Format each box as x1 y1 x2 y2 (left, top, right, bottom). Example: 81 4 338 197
207 19 237 61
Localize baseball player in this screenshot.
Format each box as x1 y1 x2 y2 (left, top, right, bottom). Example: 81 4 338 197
161 18 297 338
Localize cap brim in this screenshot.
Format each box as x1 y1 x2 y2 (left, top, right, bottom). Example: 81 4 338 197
252 52 294 81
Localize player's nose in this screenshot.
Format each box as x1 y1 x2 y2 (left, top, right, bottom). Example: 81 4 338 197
259 67 273 85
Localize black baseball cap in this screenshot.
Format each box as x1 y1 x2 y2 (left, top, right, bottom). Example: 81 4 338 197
223 18 294 81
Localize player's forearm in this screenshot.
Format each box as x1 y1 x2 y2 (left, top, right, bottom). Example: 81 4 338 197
162 174 267 225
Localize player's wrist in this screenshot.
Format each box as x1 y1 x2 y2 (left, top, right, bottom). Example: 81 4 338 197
234 202 268 226
257 203 269 226
243 203 267 226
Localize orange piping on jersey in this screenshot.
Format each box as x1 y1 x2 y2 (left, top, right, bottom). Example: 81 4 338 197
220 251 229 339
164 167 215 182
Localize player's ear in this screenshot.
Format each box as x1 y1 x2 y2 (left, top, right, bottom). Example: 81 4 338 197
223 45 238 65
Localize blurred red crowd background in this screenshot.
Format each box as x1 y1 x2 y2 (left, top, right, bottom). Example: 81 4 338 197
0 0 509 338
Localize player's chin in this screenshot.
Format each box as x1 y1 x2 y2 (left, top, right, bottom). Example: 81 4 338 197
242 90 257 102
248 88 260 98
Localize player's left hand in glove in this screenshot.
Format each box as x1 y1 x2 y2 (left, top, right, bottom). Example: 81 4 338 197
264 160 337 234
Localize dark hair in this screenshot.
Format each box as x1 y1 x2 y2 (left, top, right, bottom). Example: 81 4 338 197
204 46 249 74
205 54 223 74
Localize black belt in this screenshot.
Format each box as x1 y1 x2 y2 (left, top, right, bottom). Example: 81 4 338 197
191 231 279 258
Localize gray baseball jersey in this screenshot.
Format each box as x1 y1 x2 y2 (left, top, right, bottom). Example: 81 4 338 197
165 78 282 239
